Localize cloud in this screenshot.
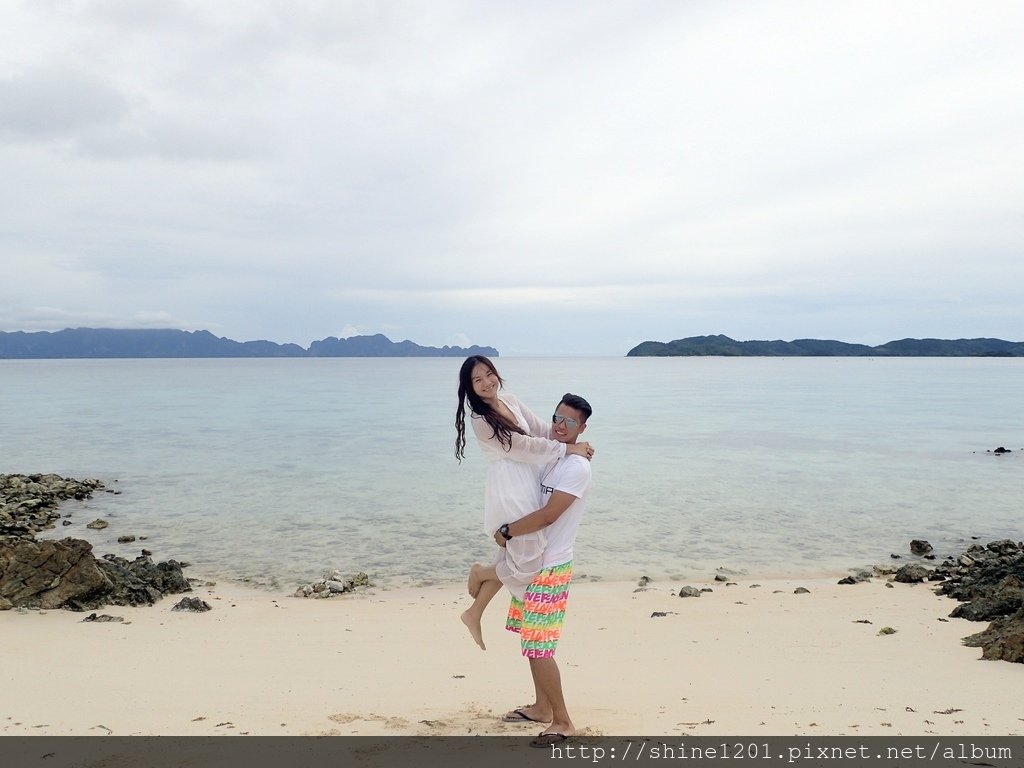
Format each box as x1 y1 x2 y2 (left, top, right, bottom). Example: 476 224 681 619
1 1 1023 354
0 68 129 142
0 307 196 332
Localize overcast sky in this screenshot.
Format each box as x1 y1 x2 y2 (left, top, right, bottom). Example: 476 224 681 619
2 1 1022 355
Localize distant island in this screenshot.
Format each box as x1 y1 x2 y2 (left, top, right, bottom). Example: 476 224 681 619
627 335 1024 357
0 329 498 359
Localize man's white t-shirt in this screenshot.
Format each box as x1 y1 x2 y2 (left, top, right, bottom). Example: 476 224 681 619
539 454 591 569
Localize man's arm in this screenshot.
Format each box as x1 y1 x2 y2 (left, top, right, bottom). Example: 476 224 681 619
494 490 577 546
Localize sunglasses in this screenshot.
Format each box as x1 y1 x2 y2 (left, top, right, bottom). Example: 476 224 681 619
551 413 580 429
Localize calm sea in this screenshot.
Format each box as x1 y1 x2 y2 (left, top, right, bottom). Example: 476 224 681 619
2 357 1020 589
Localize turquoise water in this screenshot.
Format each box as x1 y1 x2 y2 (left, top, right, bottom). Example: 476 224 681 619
2 357 1020 588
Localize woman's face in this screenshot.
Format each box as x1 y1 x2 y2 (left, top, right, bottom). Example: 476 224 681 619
470 362 499 400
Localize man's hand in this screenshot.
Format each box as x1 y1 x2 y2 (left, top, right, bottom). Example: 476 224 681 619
493 530 508 547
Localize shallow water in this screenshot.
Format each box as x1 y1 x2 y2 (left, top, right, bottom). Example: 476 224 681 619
2 356 1020 587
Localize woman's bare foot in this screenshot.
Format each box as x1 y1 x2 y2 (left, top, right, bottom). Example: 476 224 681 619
460 609 486 650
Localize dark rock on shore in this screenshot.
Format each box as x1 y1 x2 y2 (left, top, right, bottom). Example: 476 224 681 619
927 539 1024 663
85 553 191 610
963 608 1024 662
172 597 212 612
0 536 191 610
1 472 192 611
894 564 932 583
910 539 933 556
0 537 109 609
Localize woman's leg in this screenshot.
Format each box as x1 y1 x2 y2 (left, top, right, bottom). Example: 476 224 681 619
461 563 502 650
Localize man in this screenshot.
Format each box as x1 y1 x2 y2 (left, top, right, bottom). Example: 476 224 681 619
493 392 592 748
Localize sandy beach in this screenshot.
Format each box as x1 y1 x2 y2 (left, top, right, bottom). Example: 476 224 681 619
2 574 1022 737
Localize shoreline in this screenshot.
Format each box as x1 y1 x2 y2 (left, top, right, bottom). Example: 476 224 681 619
3 575 1023 737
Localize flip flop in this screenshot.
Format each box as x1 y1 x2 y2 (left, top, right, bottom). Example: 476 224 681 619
530 732 569 748
501 708 543 723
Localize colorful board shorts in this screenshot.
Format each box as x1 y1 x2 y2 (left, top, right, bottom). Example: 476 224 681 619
505 561 573 658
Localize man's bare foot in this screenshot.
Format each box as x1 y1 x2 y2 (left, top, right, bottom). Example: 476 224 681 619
460 609 486 650
467 562 484 597
543 721 576 738
502 705 552 723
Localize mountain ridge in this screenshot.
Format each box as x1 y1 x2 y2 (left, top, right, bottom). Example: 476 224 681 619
0 328 498 358
627 335 1024 357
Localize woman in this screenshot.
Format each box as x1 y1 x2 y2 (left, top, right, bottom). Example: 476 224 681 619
455 355 594 650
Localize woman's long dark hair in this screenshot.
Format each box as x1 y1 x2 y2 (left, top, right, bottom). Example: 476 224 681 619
455 355 526 462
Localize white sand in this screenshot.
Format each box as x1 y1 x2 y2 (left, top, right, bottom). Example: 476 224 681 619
2 576 1021 736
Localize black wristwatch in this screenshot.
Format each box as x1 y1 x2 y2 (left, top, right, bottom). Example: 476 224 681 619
498 523 512 540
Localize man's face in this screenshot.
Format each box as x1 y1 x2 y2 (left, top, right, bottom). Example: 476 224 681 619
551 403 586 444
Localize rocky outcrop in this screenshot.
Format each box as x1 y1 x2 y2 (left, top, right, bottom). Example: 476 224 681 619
0 537 109 609
963 608 1024 662
1 473 192 611
1 473 105 538
0 536 191 610
928 539 1024 663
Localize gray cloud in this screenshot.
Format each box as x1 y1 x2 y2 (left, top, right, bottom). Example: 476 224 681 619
0 68 129 141
1 1 1023 354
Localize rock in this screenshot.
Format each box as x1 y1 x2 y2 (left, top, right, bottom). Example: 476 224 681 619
930 540 1024 663
141 549 152 556
82 613 124 623
794 587 811 594
0 474 105 538
677 586 702 598
0 537 191 611
963 607 1024 662
894 564 932 583
637 576 651 587
117 535 136 543
950 596 1022 622
293 571 373 598
839 570 872 584
991 446 1012 454
172 597 212 612
878 626 897 635
0 596 12 611
86 519 109 530
85 555 191 609
988 540 1022 556
910 540 933 556
62 520 73 526
0 537 111 609
713 574 728 582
